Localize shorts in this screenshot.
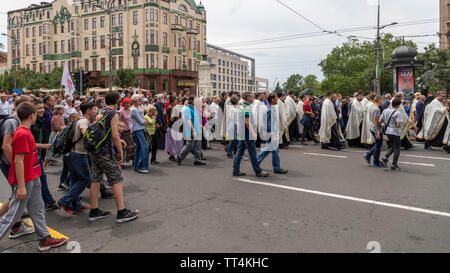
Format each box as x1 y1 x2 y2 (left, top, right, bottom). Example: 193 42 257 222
89 152 123 184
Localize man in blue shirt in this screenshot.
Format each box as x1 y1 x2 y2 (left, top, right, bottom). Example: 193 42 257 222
177 96 205 166
256 93 288 174
41 96 54 161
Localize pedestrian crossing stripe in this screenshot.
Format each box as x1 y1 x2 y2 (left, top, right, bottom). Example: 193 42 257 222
0 202 69 240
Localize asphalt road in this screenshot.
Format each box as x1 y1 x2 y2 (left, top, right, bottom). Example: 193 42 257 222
0 141 449 253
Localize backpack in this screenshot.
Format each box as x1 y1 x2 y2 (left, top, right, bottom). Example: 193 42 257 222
0 116 19 151
52 120 81 156
83 113 111 152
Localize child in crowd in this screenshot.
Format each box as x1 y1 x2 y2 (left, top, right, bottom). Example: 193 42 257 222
0 102 68 251
145 106 159 164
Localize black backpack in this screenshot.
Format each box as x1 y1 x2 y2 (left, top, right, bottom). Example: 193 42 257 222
52 120 81 156
0 116 19 150
83 113 111 152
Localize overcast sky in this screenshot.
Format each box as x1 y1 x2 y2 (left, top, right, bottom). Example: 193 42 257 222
0 0 441 88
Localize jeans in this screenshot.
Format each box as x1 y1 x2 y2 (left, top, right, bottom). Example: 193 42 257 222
40 127 51 161
301 117 316 142
39 157 55 205
227 139 238 156
59 154 71 187
179 140 202 162
367 131 382 164
385 134 401 166
133 130 149 171
233 140 262 175
58 153 91 211
257 144 282 172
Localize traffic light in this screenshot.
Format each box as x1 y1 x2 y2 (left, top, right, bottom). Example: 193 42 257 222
73 71 81 92
82 71 91 92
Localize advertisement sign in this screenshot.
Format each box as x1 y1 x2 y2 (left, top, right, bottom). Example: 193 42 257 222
397 67 414 95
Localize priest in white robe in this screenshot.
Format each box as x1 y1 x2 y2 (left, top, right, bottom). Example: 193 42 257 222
361 95 376 146
286 91 300 141
320 92 345 150
277 91 289 148
296 94 305 136
345 92 365 147
417 91 449 150
252 92 265 148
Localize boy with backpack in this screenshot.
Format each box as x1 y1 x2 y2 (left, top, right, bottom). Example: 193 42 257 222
57 102 97 214
0 102 67 251
87 92 139 223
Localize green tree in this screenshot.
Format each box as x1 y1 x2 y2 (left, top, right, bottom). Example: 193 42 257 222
282 74 304 95
319 34 416 96
416 44 450 95
302 74 321 95
273 81 283 93
113 68 139 88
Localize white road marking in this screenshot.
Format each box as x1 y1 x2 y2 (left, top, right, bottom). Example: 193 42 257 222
402 155 450 161
398 161 436 167
235 178 450 218
304 153 348 159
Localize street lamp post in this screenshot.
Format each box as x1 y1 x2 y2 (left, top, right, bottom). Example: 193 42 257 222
374 1 397 95
95 1 113 92
2 33 17 92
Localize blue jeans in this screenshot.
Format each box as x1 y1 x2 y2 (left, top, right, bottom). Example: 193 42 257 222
133 130 149 171
39 157 55 205
257 145 282 172
59 154 71 187
58 153 91 211
367 131 382 164
233 140 262 175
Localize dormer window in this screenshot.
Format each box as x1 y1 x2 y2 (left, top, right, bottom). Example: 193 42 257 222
179 5 187 12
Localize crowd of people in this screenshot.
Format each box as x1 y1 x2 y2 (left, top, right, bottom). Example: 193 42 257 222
0 87 448 251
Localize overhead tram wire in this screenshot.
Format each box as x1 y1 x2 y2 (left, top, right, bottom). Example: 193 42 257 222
217 17 446 48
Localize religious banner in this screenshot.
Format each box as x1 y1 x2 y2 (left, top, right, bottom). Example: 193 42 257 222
397 67 414 95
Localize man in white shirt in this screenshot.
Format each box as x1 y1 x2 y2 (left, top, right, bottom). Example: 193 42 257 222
0 94 11 117
63 98 74 123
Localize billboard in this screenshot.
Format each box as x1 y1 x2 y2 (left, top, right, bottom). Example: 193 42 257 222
397 67 414 95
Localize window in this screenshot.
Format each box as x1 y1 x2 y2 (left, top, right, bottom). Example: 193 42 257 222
150 30 154 44
26 45 30 56
54 41 58 53
92 18 97 29
71 38 75 51
112 34 116 47
174 15 178 25
92 36 97 49
119 14 123 25
112 15 116 26
112 57 116 70
150 9 154 21
163 32 167 46
84 19 89 30
100 17 105 28
163 55 168 69
54 24 58 35
32 27 36 37
119 33 123 47
61 23 65 33
92 59 97 71
75 6 79 14
119 56 123 68
84 37 89 50
101 58 106 71
163 13 167 24
133 11 138 25
61 40 65 53
84 4 89 13
101 35 105 48
179 5 187 12
26 28 29 38
85 59 89 71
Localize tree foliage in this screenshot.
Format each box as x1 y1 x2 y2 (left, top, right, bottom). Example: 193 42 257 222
416 44 450 94
113 68 139 88
318 33 416 96
0 67 64 93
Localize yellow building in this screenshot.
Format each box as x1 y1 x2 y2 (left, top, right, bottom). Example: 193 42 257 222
6 0 207 94
440 0 450 49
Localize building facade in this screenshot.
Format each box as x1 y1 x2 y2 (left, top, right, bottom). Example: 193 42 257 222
0 52 8 75
255 77 269 93
6 0 207 94
440 0 450 49
206 44 257 97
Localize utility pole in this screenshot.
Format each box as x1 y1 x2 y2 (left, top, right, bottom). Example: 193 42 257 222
2 33 17 91
95 1 113 92
375 0 381 95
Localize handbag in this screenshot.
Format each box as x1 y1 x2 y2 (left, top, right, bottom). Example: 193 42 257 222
382 110 397 135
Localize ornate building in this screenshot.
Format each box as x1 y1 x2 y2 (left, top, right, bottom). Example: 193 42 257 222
6 0 207 94
440 0 450 49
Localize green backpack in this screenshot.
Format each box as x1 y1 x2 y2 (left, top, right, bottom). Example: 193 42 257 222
83 113 111 152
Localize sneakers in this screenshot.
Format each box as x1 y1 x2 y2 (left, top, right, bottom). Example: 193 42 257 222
116 209 139 223
372 162 384 168
136 169 149 174
79 205 90 213
38 237 67 252
363 153 371 164
256 172 270 177
381 158 389 168
100 187 114 199
274 169 288 174
391 164 401 171
242 156 249 161
58 183 69 192
89 208 112 222
194 161 206 166
59 204 75 215
9 222 35 239
45 202 59 211
233 172 246 177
